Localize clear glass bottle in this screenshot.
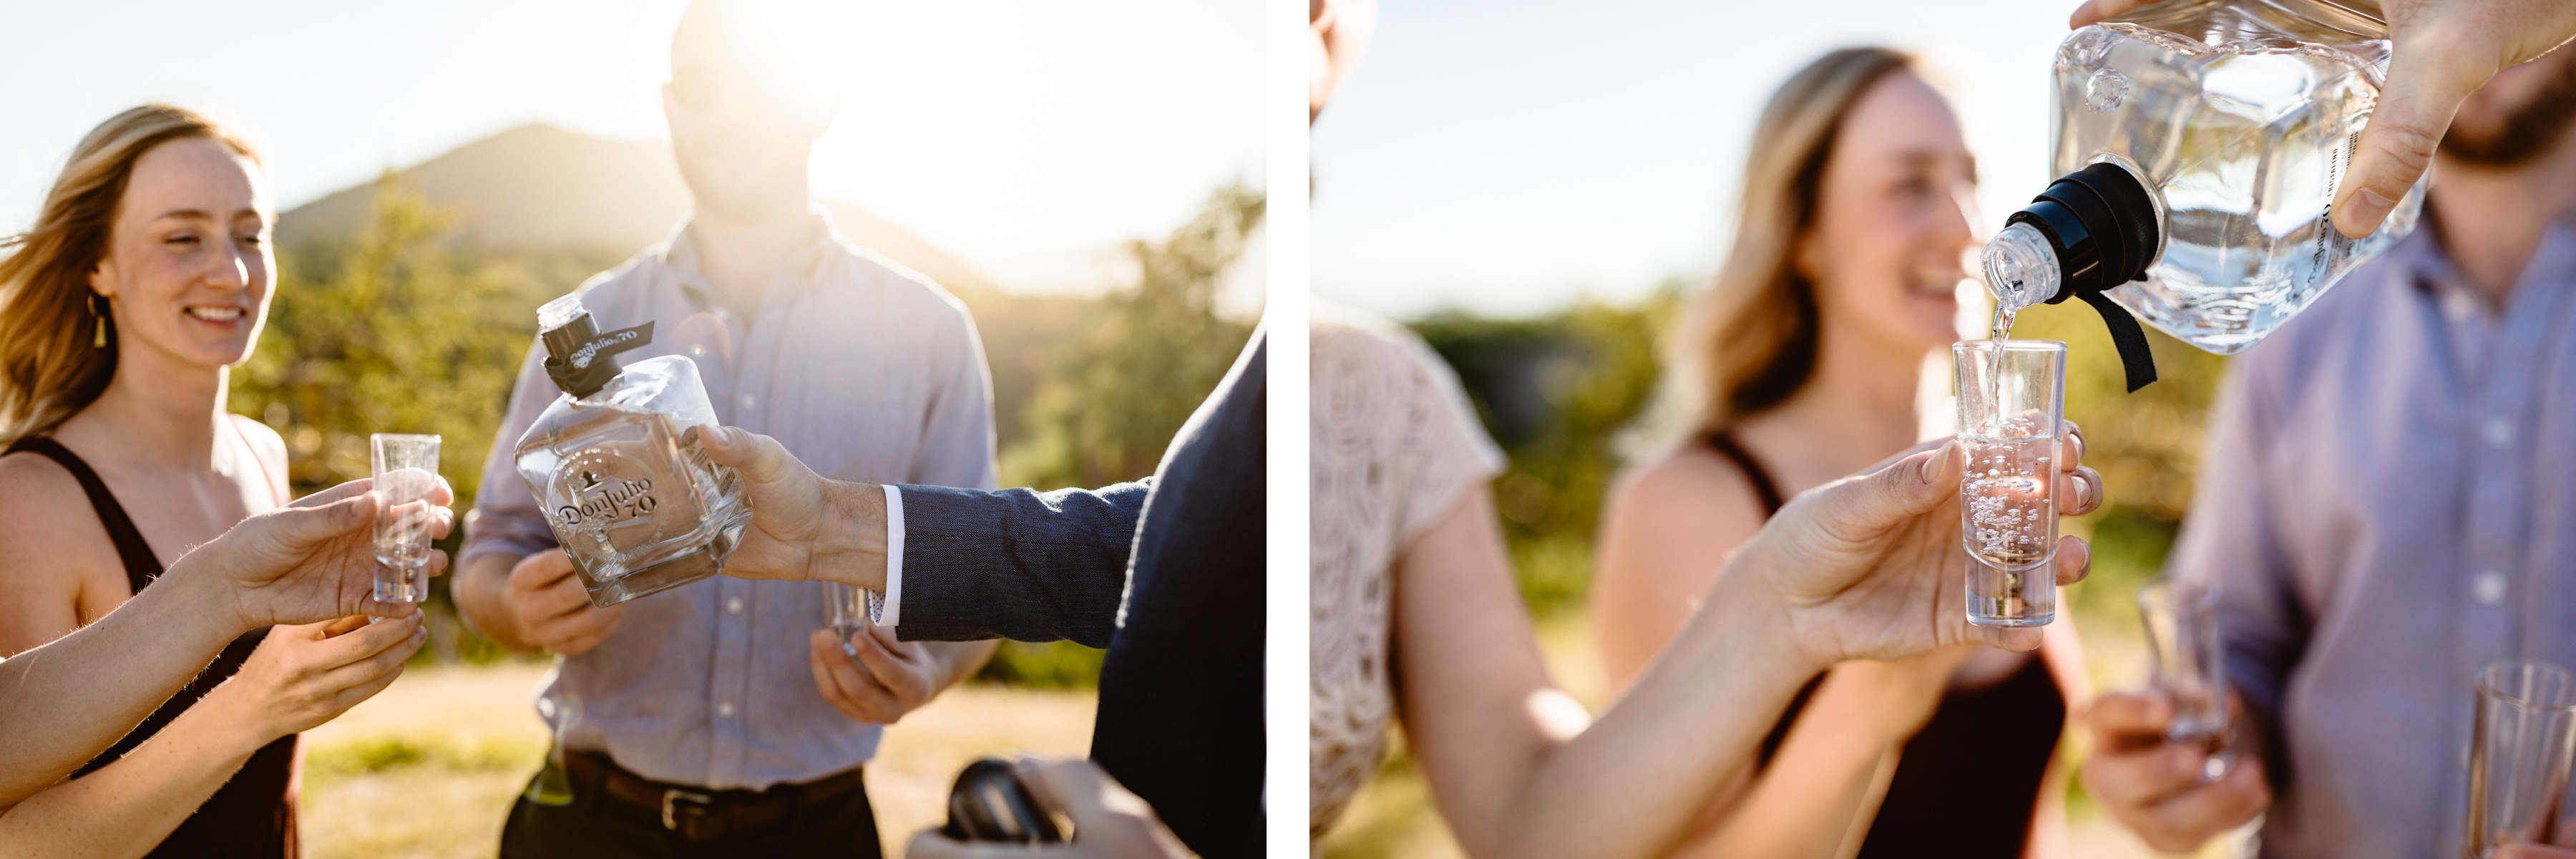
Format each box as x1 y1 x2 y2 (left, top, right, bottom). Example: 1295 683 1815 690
512 293 752 607
1983 0 2426 389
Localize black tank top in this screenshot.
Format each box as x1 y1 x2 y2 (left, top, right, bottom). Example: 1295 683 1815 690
6 436 298 858
1707 432 2064 858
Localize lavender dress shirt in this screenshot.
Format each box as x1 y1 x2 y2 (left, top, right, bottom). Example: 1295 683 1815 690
461 214 997 790
2169 212 2576 858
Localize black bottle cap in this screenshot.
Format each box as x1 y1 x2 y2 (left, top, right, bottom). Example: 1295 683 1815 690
540 309 655 398
2004 161 2162 392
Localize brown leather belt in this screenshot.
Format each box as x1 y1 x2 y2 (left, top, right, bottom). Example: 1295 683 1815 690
562 749 867 843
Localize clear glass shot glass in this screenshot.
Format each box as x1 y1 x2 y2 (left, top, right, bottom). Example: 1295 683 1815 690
1953 339 2066 628
2140 578 2232 781
2467 659 2576 858
369 433 441 603
821 581 883 656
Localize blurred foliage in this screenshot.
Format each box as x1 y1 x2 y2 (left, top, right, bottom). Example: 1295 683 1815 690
230 172 1263 688
1000 183 1264 490
1409 287 1679 615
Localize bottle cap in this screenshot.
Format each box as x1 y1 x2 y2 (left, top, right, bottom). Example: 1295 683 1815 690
537 295 655 397
2004 162 2162 392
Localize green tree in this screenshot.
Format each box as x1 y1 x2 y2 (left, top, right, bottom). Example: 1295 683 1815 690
1001 183 1265 490
977 182 1265 687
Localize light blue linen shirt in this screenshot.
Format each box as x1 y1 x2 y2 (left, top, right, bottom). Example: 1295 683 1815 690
462 213 997 790
2170 210 2576 858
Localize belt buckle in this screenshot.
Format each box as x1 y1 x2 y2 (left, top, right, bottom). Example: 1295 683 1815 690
660 788 713 833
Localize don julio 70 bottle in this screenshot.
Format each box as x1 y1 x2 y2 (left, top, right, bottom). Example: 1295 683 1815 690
512 293 752 607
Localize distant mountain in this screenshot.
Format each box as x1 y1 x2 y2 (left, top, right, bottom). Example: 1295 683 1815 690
276 123 997 298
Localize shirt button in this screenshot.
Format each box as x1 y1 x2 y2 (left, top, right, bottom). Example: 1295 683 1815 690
739 393 758 410
2443 291 2478 321
725 597 744 615
2474 571 2508 605
2484 417 2515 448
716 701 736 719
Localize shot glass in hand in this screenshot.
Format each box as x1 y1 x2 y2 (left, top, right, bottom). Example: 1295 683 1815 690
2140 578 2232 781
2468 659 2576 858
1953 339 2066 627
821 581 883 656
370 433 441 604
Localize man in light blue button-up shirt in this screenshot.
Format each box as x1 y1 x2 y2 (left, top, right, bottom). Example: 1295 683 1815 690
452 2 996 856
2079 46 2576 859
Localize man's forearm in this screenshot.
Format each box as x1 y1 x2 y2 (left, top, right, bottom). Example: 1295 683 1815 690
453 553 539 654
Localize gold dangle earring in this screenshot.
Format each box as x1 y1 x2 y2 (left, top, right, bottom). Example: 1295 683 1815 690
90 294 107 348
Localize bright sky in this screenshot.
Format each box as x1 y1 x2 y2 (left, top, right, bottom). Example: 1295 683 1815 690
0 0 1262 292
1312 0 2083 318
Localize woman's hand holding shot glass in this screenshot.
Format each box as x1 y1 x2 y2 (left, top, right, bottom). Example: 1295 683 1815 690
1741 424 2101 671
0 476 450 805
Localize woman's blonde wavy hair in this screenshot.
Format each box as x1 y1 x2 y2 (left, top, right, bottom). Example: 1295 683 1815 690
1656 47 1920 443
0 105 261 443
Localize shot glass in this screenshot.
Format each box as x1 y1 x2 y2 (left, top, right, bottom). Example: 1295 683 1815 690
822 581 884 656
2467 659 2576 858
2140 578 2232 780
369 433 441 603
1953 339 2066 628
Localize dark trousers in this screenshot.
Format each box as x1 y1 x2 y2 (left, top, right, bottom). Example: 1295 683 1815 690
498 767 882 859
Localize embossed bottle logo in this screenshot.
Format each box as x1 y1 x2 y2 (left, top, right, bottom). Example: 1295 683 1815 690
556 467 658 526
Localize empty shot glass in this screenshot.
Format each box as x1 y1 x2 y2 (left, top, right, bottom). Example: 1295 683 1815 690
1953 339 2066 628
2467 659 2576 858
370 433 441 603
2140 578 2232 781
821 581 884 656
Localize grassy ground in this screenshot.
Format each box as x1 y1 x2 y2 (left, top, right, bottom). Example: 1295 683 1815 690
297 661 1096 858
1316 588 2247 859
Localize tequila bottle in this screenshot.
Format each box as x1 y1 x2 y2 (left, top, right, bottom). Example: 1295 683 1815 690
512 293 752 607
1981 0 2426 391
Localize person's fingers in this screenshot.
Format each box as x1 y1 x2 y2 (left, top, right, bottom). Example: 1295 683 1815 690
2059 423 2087 472
2053 536 2092 586
2331 39 2483 238
2069 0 2162 27
2497 845 2576 859
286 478 372 510
426 505 457 541
1965 623 2046 653
321 622 425 706
319 614 372 638
255 490 380 553
507 553 580 593
2086 689 2177 744
808 631 884 722
1018 758 1118 825
901 827 1054 859
2089 742 2223 812
2132 755 2270 840
1819 442 1959 536
311 611 424 670
426 475 454 507
2052 467 2097 517
846 623 926 703
692 425 786 482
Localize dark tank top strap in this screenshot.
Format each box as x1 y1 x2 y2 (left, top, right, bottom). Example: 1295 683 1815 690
1703 432 1785 518
3 437 163 590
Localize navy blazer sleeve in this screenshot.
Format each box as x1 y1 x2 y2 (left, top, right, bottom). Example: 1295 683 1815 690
888 480 1152 648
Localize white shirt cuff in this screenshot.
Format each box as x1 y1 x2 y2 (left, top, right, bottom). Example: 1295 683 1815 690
876 484 904 629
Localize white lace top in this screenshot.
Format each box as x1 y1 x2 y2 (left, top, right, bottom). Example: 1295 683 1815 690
1309 304 1507 836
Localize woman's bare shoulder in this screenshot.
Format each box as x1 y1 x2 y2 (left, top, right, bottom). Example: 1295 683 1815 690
0 451 123 639
1604 445 1771 540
